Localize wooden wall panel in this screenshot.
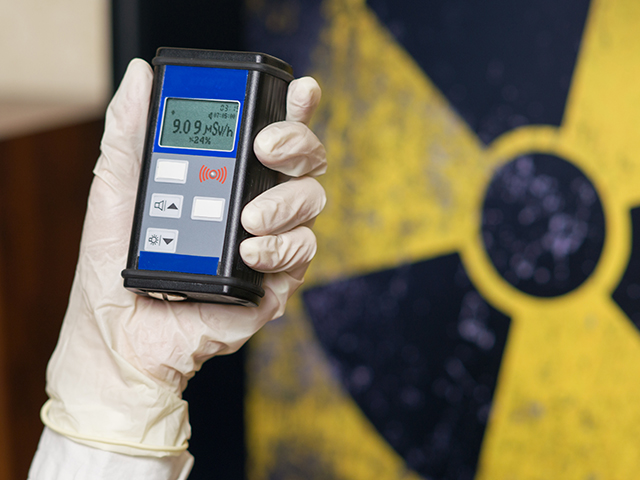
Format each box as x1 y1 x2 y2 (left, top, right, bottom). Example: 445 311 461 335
0 120 103 479
0 248 11 480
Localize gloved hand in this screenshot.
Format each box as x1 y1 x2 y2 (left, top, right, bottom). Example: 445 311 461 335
40 59 326 457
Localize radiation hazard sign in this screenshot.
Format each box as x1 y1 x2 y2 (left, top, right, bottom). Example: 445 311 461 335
245 0 640 478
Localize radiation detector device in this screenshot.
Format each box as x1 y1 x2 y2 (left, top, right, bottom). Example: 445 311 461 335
121 48 293 306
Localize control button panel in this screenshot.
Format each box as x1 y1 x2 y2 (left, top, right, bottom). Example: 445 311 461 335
149 193 183 218
138 153 236 273
144 228 179 253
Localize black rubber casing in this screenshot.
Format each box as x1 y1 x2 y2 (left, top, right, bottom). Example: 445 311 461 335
122 48 293 306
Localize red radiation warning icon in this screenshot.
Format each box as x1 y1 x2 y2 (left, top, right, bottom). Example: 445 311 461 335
199 165 227 184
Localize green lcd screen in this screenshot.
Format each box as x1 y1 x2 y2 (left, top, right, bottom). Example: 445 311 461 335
160 98 240 151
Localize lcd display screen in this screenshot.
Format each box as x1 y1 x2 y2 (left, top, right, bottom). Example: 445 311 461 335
160 97 240 151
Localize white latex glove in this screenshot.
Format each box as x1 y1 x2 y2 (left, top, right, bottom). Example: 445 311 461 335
38 59 326 458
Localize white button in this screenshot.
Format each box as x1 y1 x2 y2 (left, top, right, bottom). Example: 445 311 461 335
149 193 183 218
144 228 179 253
155 159 188 184
191 196 225 222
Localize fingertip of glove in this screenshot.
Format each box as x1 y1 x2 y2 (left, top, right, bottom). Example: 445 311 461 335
114 59 152 98
289 77 321 109
287 77 321 124
124 58 153 76
318 183 328 211
241 203 265 234
254 124 285 156
239 240 260 267
122 60 153 102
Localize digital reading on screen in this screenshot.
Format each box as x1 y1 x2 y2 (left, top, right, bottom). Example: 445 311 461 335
160 98 240 151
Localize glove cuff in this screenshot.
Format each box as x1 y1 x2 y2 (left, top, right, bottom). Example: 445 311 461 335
41 400 189 457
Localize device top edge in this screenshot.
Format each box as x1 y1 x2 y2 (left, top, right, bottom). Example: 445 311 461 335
153 47 294 79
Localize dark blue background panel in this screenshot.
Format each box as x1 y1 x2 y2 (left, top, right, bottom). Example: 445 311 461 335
367 0 591 144
303 254 511 480
182 349 246 480
244 0 325 76
482 154 605 297
613 208 640 329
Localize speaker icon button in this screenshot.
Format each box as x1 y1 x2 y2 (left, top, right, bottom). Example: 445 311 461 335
149 193 183 218
144 228 179 253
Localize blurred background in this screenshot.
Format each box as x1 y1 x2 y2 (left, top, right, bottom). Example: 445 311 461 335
3 1 640 480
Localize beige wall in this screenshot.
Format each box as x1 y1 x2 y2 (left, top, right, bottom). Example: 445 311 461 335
0 0 111 139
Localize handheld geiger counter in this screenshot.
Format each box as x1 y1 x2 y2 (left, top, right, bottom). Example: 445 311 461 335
121 48 294 306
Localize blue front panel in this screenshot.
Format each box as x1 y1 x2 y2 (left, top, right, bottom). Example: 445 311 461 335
153 65 248 158
139 251 220 275
137 64 249 276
